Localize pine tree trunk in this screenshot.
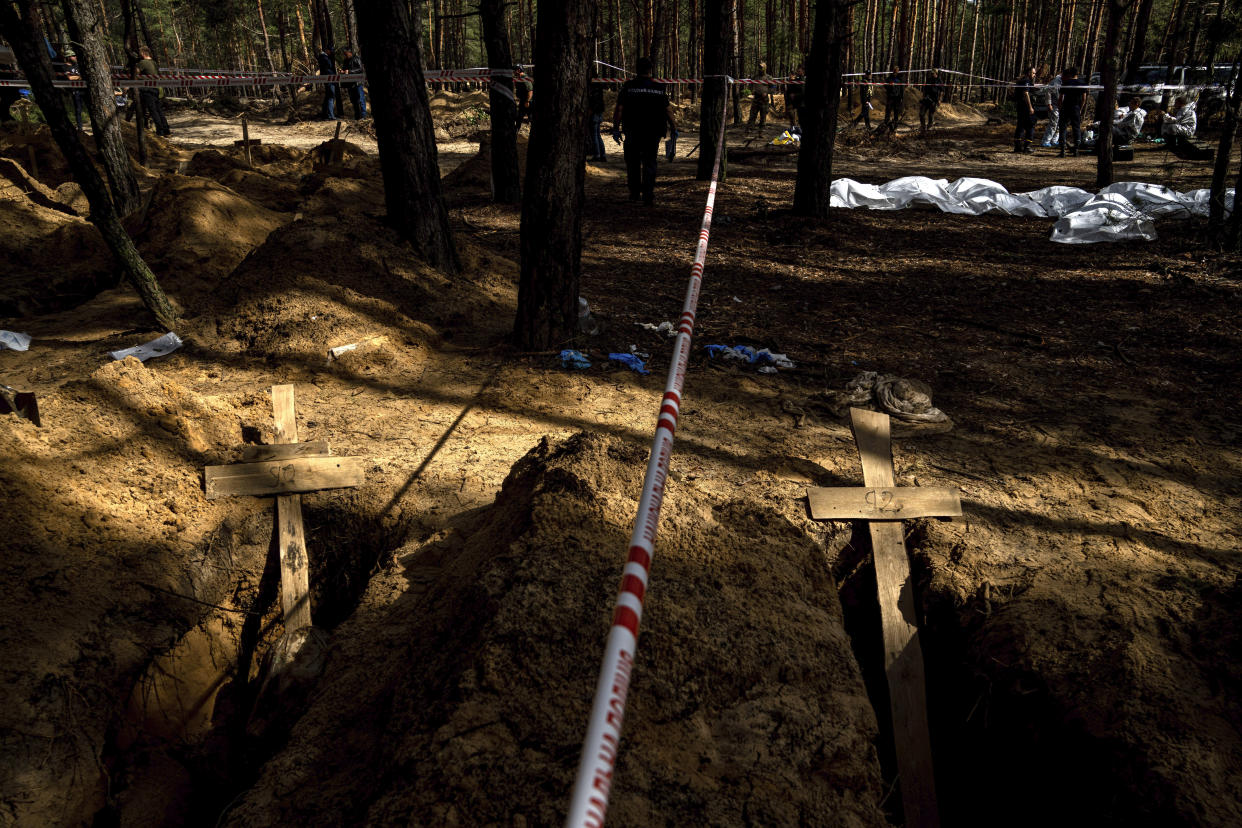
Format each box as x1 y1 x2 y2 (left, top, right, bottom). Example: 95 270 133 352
355 0 459 273
61 0 142 215
792 0 846 218
1122 0 1154 82
513 0 591 349
481 0 521 204
1207 52 1241 247
1095 0 1129 189
698 0 730 180
0 1 177 331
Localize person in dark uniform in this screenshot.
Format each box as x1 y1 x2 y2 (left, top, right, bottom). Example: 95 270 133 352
587 74 607 161
883 65 903 130
785 63 805 127
317 46 337 120
918 67 945 135
611 57 676 207
64 52 85 129
134 47 170 137
1013 65 1036 153
1057 66 1085 157
852 70 874 129
514 67 532 128
341 45 365 119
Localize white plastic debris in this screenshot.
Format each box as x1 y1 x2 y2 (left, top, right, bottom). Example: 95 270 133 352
0 331 32 351
826 175 1234 244
109 332 183 362
636 321 676 338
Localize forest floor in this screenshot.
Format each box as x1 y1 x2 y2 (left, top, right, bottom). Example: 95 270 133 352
1 94 1240 827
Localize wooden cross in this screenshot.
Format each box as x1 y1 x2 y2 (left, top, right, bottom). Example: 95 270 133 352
807 407 961 828
203 385 365 631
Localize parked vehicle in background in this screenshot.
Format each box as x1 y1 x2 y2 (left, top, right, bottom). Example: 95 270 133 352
1190 65 1237 122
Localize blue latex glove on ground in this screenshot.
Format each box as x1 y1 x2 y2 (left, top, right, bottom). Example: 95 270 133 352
560 349 591 370
608 353 650 375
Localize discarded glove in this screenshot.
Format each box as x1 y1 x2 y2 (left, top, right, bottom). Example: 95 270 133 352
608 352 650 375
705 344 796 371
637 321 677 338
560 349 591 370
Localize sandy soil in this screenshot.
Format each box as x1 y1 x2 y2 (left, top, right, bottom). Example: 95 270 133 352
1 94 1240 827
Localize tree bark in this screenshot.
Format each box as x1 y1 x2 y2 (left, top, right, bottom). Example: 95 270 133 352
61 0 142 215
355 0 459 273
1208 52 1240 247
1122 0 1154 82
698 0 730 180
481 0 521 203
1095 0 1129 189
0 0 177 331
793 0 846 217
513 0 591 349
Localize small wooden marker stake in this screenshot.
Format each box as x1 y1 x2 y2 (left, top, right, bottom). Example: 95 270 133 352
203 385 364 631
807 407 960 828
241 115 252 168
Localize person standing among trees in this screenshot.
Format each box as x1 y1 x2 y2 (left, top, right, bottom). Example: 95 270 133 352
64 51 84 129
1012 65 1036 153
1040 67 1062 147
587 73 606 161
317 45 338 120
918 67 945 136
134 46 169 137
883 65 903 130
746 61 774 130
852 70 874 129
785 62 805 127
341 45 366 118
514 66 532 128
1058 66 1085 156
611 56 676 207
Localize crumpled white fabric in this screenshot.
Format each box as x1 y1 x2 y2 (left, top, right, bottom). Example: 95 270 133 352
826 175 1234 244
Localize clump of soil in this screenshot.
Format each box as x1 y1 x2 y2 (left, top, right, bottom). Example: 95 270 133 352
0 357 254 827
127 174 290 290
208 210 516 361
224 432 887 826
0 168 112 316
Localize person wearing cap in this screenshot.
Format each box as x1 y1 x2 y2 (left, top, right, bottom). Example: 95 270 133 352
60 50 84 129
134 46 170 137
341 45 365 119
746 61 775 131
612 56 676 207
317 45 338 120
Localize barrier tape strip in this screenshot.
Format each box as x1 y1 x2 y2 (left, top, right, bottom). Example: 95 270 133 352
0 63 1222 95
564 78 732 828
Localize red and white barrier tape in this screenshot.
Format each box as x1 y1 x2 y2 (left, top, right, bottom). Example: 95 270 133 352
564 80 732 828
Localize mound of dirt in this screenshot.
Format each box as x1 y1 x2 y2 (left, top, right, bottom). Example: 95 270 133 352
0 182 112 316
0 357 254 827
441 135 530 195
208 210 516 361
309 137 369 170
183 148 248 179
225 432 887 825
127 174 290 293
0 124 73 188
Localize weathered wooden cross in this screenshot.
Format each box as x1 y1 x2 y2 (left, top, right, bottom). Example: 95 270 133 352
807 407 962 828
204 384 365 631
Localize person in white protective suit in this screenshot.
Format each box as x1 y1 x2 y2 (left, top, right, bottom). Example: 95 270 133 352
1161 96 1197 144
1112 96 1147 144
